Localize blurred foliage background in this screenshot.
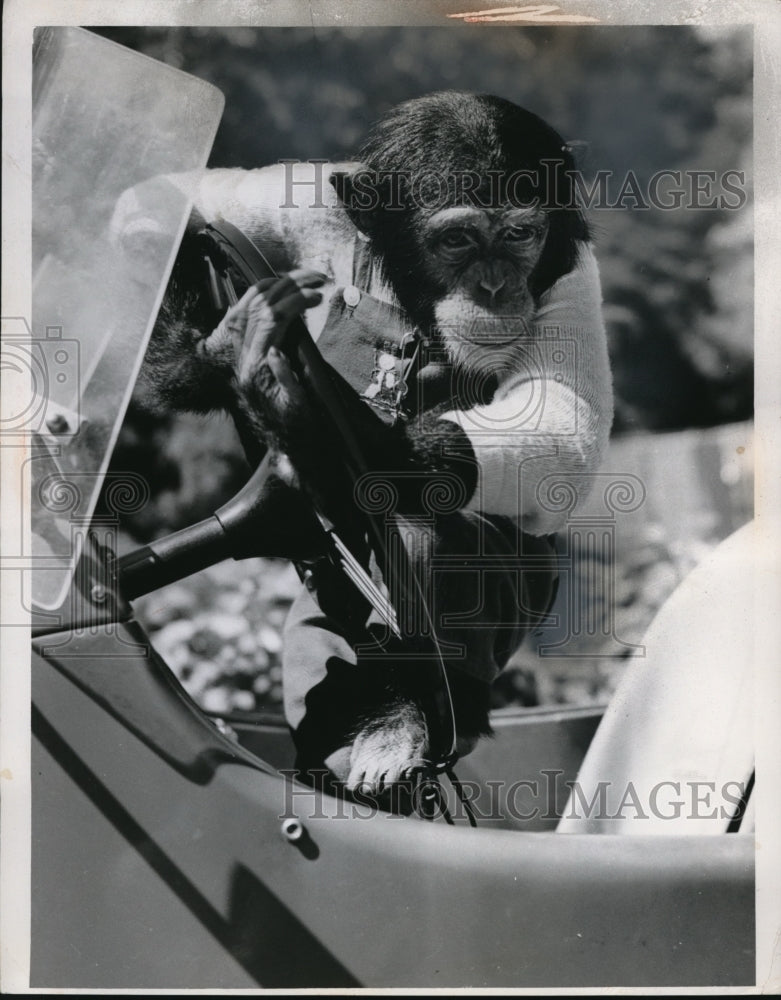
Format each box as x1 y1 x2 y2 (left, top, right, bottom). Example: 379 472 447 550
95 25 753 716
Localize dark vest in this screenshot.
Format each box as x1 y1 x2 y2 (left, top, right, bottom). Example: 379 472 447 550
316 238 493 426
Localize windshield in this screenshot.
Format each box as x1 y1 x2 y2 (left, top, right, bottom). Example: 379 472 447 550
29 28 223 609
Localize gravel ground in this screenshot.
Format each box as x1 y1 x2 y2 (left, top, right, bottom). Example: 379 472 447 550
134 557 301 716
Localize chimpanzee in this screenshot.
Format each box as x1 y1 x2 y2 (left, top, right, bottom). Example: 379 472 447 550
111 92 613 799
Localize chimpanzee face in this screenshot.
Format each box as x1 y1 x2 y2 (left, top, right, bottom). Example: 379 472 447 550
420 205 548 314
412 205 547 374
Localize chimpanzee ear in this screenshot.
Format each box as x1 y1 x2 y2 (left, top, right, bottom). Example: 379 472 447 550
529 208 590 300
330 167 379 238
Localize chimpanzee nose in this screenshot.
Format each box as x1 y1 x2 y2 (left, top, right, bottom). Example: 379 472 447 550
479 275 506 297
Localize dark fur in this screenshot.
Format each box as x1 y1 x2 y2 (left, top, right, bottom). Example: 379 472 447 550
136 237 232 414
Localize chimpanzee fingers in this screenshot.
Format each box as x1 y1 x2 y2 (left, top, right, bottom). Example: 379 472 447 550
377 765 401 792
266 347 305 405
269 286 323 324
243 276 277 299
346 763 368 793
238 298 320 392
220 277 275 341
264 269 328 306
235 278 323 387
236 302 274 382
238 288 321 378
226 277 275 319
253 277 278 292
264 288 323 352
244 286 322 328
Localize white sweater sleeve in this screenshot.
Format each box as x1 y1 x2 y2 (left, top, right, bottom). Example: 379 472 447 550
440 246 614 533
109 163 355 276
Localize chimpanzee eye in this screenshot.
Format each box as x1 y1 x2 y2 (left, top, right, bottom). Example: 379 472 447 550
439 229 474 250
504 225 537 243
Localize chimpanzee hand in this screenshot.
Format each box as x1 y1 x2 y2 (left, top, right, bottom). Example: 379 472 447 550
200 269 326 449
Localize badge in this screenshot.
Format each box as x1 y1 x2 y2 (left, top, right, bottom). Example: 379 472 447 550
360 340 414 421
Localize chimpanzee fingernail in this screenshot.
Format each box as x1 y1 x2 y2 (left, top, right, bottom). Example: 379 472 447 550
268 347 279 358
